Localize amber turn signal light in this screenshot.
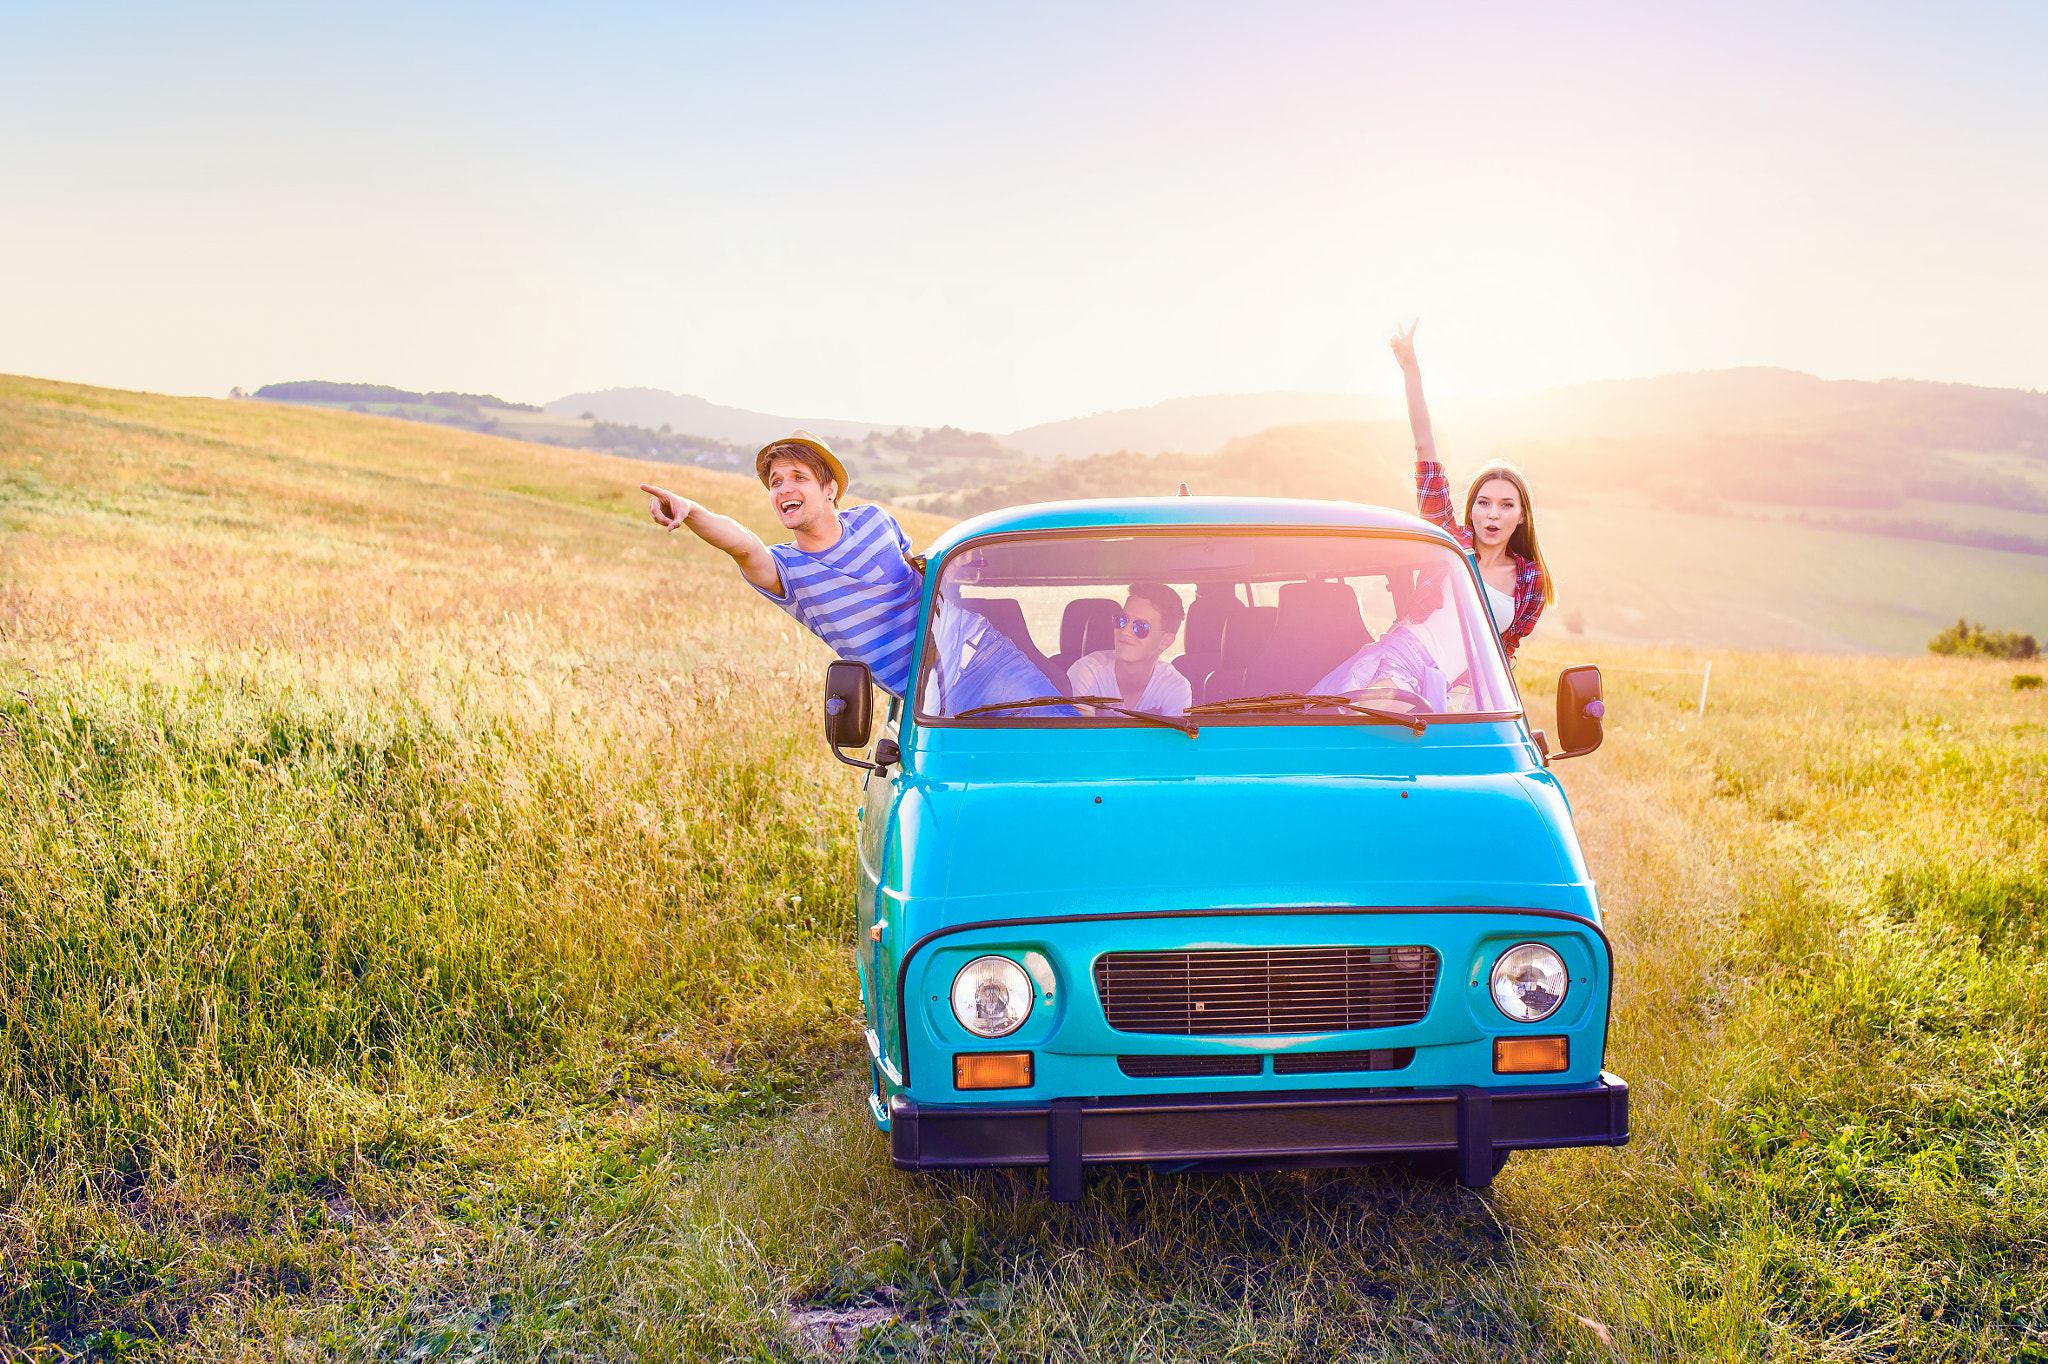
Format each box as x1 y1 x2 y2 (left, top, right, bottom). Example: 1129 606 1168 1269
954 1052 1033 1090
1494 1036 1568 1074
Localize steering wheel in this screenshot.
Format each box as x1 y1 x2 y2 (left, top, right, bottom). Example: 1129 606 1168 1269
1345 686 1431 714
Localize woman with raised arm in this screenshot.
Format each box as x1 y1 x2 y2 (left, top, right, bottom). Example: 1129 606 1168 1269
1392 321 1553 658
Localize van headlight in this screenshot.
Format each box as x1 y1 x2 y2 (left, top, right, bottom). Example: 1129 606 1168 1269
951 956 1033 1038
1490 943 1568 1022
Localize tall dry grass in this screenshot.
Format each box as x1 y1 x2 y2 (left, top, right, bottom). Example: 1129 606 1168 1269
0 377 946 1351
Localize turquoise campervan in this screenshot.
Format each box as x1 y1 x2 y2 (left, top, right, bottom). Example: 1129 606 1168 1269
822 497 1626 1199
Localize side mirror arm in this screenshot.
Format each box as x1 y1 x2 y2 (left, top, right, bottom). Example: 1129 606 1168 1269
824 696 888 773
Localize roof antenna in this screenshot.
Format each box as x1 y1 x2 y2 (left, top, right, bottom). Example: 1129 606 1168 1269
1177 482 1191 497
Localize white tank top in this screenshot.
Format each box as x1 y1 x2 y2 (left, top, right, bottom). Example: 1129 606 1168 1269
1484 578 1516 635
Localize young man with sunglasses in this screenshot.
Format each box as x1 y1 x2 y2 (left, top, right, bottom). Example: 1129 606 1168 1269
1064 582 1192 716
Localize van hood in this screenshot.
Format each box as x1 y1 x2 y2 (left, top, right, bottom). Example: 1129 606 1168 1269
891 771 1589 922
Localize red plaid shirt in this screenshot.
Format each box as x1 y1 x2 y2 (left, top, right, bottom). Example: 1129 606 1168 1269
1415 460 1546 656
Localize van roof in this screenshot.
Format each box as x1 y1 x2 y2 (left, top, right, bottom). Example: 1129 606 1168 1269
920 497 1462 558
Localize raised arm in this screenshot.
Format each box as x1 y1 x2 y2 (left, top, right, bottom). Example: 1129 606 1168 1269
1392 322 1459 538
641 484 783 593
1390 320 1437 462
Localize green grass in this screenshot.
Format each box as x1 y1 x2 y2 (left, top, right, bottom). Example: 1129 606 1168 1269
2 375 2046 1359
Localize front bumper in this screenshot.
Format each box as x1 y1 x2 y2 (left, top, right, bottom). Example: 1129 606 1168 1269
890 1072 1629 1197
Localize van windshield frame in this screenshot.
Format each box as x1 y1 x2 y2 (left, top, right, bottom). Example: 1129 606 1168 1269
912 526 1525 729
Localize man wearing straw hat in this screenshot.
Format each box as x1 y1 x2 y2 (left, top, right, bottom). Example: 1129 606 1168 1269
640 429 934 697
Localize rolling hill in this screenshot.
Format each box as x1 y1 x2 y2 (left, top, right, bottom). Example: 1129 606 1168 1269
542 386 901 446
1000 368 2048 461
906 404 2048 655
225 366 2048 654
1003 391 1403 459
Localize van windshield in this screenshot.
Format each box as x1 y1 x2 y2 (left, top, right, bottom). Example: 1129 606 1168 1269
916 531 1519 724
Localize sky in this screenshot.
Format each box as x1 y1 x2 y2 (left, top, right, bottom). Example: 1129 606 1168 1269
2 1 2044 432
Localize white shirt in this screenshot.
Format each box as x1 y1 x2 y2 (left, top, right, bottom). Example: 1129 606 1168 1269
1066 650 1194 716
1483 579 1516 636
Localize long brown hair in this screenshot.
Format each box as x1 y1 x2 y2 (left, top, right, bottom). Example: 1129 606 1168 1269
1462 463 1555 607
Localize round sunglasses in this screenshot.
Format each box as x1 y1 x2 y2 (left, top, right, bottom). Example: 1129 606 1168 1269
1115 614 1159 639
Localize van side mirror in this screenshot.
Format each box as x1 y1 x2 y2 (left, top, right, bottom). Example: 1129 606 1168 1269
824 659 881 771
1553 665 1604 760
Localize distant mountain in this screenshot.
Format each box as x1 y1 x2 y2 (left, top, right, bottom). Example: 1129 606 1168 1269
1433 367 2048 450
1003 392 1402 459
922 370 2048 529
1433 370 2048 519
543 385 1404 462
291 368 2048 475
542 387 898 447
902 371 2048 654
238 364 2048 651
908 420 1413 519
995 369 2048 462
256 380 541 413
249 378 1022 485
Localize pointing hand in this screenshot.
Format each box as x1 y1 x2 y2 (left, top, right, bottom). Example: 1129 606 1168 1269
641 484 694 530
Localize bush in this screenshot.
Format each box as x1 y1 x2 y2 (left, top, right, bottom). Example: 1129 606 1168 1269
1927 617 2039 660
2016 674 2045 691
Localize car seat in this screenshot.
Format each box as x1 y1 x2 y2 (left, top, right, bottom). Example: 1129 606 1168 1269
1199 605 1279 703
1173 587 1243 698
958 596 1057 683
1240 581 1372 697
1047 597 1120 688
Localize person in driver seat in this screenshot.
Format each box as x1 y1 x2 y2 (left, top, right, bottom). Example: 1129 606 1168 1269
1065 582 1193 716
1311 565 1450 712
923 582 1070 716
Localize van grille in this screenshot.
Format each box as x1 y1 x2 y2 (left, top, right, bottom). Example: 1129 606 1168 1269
1117 1055 1263 1078
1273 1047 1414 1075
1094 946 1439 1036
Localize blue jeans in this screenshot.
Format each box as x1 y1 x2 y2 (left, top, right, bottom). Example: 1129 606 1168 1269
926 605 1073 717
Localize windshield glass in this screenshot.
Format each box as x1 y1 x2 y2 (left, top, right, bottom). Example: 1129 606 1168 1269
916 531 1518 723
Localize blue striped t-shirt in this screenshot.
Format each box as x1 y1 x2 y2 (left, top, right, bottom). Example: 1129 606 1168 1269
751 502 922 696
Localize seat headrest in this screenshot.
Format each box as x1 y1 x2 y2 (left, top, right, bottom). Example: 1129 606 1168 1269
1059 597 1120 656
1220 606 1278 665
1183 591 1243 654
1277 580 1366 639
963 597 1049 670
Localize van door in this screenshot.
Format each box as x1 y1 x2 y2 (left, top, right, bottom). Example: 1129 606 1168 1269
854 703 898 1081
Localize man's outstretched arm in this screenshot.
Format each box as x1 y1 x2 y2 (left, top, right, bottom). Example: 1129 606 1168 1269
641 484 783 593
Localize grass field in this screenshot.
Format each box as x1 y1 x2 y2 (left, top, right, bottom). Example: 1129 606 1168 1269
3 375 2045 1361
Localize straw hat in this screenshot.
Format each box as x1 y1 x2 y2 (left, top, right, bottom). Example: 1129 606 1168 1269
755 429 849 496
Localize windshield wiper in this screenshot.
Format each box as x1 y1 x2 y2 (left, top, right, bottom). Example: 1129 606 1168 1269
955 694 1198 736
1069 696 1199 736
956 695 1081 718
1186 692 1427 733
